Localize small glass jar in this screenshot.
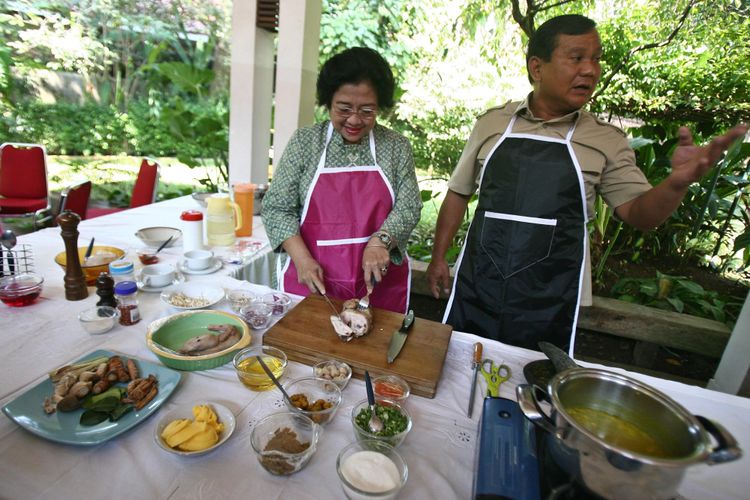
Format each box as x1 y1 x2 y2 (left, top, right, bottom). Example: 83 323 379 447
109 260 135 283
114 281 141 326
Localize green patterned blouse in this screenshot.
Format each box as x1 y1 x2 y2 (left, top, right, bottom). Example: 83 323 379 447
262 121 422 265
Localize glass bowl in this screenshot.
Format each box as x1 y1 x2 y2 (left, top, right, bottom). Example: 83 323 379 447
336 439 408 500
233 345 287 391
282 376 342 426
372 375 410 402
227 288 258 314
313 360 352 390
78 305 120 334
250 412 320 475
351 398 412 448
262 292 291 316
0 273 44 307
240 302 273 329
136 248 160 265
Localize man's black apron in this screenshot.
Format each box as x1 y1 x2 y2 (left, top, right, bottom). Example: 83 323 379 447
444 115 587 352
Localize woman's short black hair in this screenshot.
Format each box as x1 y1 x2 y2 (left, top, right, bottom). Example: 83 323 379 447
526 14 597 83
316 47 395 109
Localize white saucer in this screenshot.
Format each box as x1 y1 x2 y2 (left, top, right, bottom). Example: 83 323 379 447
137 272 186 292
178 258 222 275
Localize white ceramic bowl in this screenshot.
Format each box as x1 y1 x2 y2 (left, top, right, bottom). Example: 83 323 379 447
160 283 225 310
154 401 236 456
135 227 182 248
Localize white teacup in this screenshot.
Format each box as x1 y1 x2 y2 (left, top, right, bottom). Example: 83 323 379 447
140 263 176 288
184 249 214 270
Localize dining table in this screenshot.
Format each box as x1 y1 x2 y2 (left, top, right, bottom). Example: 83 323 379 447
1 205 749 500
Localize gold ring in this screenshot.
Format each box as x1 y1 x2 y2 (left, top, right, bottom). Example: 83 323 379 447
381 266 388 273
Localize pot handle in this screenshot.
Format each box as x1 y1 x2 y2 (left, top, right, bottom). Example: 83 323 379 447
696 415 742 464
516 384 558 435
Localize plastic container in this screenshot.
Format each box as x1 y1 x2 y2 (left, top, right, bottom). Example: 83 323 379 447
206 194 241 247
181 210 204 252
233 183 254 237
108 260 135 283
114 281 141 326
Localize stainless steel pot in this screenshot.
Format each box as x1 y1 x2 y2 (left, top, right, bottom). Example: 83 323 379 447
517 368 741 500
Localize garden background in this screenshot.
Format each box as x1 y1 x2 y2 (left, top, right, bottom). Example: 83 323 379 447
1 0 749 338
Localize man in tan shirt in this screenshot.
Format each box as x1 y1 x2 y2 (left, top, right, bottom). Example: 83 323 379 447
427 14 747 351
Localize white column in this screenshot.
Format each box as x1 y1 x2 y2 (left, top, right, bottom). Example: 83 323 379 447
228 1 276 186
708 292 750 396
272 0 322 171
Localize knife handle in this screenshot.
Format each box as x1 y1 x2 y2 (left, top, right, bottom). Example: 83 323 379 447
473 342 483 365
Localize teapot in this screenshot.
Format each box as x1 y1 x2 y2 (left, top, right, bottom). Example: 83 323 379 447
206 194 242 246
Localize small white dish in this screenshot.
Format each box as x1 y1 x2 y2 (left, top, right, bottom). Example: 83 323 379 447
154 401 236 457
178 258 222 275
160 283 224 310
137 272 186 292
135 227 182 248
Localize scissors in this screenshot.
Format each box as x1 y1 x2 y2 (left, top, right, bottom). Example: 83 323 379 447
480 359 511 397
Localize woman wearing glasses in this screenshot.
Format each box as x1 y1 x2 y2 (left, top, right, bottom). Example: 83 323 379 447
262 47 422 313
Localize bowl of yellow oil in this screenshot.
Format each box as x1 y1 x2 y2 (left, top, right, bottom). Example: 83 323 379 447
233 345 287 391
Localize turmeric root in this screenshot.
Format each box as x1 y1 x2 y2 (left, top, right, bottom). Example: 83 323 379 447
106 356 130 383
126 359 139 381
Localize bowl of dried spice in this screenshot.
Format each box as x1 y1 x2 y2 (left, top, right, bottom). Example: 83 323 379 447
250 412 321 475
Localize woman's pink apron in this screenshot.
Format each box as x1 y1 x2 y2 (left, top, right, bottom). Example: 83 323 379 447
280 123 410 313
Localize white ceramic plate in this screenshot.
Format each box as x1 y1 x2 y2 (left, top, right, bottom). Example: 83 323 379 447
178 258 222 275
137 272 186 293
135 227 182 248
160 283 224 310
154 401 236 457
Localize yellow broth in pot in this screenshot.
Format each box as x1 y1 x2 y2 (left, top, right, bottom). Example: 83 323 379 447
567 407 669 458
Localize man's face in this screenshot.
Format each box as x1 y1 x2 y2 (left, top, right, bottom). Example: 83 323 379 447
529 30 602 119
329 82 378 144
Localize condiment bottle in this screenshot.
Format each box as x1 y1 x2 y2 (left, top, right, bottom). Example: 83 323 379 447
114 281 141 326
233 183 255 237
181 209 204 252
109 260 135 284
206 194 242 246
95 272 117 308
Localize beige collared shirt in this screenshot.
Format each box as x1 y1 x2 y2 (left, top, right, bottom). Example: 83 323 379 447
448 97 652 305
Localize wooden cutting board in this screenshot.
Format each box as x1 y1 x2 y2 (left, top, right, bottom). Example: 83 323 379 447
263 295 453 398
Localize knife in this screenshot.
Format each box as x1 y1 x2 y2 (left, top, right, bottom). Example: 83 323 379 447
467 342 483 418
313 282 342 321
386 309 415 364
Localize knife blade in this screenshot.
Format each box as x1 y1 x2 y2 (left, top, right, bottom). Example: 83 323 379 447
386 309 415 364
467 342 483 418
313 282 342 320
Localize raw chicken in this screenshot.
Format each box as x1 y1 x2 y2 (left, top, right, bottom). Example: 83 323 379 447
330 299 373 341
178 324 241 355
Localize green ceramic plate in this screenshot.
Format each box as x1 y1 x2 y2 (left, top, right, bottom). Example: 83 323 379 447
147 310 251 371
1 350 181 445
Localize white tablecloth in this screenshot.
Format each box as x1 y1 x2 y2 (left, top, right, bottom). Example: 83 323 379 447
1 203 749 500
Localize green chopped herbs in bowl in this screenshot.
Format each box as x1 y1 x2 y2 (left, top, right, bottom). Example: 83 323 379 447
351 398 412 448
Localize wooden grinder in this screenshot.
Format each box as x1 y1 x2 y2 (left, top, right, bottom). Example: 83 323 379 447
57 210 89 300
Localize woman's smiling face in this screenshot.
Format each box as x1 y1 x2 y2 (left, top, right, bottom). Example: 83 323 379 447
329 82 378 144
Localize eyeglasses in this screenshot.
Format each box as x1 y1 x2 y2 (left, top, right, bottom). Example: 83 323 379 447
332 104 377 120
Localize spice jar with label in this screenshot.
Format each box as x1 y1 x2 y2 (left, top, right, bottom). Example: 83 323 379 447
109 260 135 283
114 281 141 326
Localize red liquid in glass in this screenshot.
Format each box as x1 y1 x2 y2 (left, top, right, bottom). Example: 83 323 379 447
1 290 41 307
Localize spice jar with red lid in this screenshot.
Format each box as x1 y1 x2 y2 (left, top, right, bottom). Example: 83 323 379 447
114 281 141 326
181 210 204 253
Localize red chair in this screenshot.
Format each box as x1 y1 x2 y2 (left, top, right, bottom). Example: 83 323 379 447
56 180 92 222
88 158 160 218
0 143 51 229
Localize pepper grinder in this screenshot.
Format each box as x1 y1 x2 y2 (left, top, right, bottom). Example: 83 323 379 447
57 210 89 300
95 272 116 308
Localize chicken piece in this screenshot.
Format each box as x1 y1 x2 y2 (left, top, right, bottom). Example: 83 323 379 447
330 299 373 341
178 333 220 354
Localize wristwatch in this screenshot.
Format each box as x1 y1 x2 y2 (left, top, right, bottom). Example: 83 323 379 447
374 231 393 250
